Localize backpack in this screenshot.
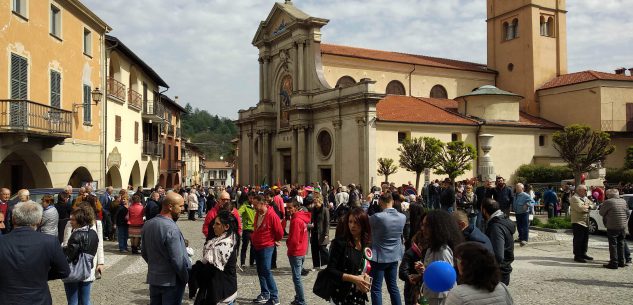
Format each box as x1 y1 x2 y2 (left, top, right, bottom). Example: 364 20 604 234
271 203 283 219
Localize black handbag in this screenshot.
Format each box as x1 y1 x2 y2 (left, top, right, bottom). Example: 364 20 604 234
313 269 335 300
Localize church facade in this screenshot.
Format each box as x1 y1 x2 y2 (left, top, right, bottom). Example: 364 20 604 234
236 0 633 191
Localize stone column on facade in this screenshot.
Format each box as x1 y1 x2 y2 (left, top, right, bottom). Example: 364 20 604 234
333 119 343 185
297 41 304 91
247 130 254 185
478 134 495 181
297 126 307 185
259 58 264 102
292 127 298 183
356 116 367 189
262 130 270 185
263 57 270 101
258 131 264 183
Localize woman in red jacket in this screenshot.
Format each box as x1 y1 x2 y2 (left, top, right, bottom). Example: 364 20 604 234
251 194 284 305
127 194 144 254
286 199 311 305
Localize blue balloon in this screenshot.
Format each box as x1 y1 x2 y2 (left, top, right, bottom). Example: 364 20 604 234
423 261 456 293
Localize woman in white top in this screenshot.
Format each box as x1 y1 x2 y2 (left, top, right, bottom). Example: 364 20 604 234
445 242 513 305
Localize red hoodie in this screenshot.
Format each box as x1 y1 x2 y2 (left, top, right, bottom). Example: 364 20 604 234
251 206 284 251
202 205 242 238
287 210 311 257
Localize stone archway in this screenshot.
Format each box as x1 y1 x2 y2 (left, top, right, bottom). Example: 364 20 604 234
106 166 123 188
143 160 156 188
129 161 141 188
0 150 53 193
67 167 93 188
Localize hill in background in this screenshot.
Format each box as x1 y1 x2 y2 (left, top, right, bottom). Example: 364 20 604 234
181 103 237 162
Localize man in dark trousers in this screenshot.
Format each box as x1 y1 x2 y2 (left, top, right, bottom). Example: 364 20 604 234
439 178 456 212
482 198 515 286
142 192 191 304
0 201 70 305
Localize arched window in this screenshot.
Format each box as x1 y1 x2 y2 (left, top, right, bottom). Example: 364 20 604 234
512 18 519 39
540 16 547 36
430 85 448 99
335 76 356 88
386 80 406 95
503 22 511 41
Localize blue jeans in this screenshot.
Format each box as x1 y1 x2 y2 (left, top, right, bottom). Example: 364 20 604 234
117 225 129 251
64 281 92 305
370 261 402 305
197 200 205 218
255 246 278 302
288 256 306 305
516 213 529 242
149 283 185 305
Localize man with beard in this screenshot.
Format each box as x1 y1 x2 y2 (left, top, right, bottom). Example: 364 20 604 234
141 192 191 304
492 176 514 217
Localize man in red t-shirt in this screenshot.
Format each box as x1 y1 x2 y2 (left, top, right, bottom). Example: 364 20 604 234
202 191 242 238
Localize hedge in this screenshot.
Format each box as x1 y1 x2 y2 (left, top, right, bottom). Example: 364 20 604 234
514 164 572 184
605 168 633 184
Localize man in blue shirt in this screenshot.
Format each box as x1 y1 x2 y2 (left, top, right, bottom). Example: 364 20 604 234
543 185 559 218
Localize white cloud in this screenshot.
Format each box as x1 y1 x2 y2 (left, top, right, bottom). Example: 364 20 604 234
82 0 633 119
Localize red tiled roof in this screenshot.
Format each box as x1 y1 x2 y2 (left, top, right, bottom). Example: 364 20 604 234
376 96 561 129
376 96 477 126
539 70 633 90
321 44 495 74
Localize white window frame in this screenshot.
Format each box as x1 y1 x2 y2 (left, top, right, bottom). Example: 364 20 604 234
12 0 28 18
50 4 62 39
83 28 92 56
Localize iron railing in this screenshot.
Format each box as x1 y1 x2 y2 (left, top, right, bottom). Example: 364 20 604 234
128 88 142 111
107 77 126 101
167 124 174 137
168 160 181 171
143 99 165 120
0 100 72 137
142 140 164 156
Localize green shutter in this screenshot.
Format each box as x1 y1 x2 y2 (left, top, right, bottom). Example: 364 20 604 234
50 71 61 108
83 85 91 123
10 53 27 100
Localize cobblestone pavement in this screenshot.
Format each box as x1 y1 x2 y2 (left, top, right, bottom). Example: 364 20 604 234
49 219 633 304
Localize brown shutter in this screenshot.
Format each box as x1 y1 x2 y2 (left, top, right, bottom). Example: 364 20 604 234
627 103 633 132
134 122 139 144
115 115 121 142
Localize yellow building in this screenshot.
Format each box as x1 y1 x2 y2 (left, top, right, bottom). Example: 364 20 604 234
182 142 204 187
237 0 633 190
104 35 166 189
0 0 110 191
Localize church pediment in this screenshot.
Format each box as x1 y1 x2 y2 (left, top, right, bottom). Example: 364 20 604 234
252 1 327 46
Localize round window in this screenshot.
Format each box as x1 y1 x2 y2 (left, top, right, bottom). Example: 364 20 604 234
317 130 332 158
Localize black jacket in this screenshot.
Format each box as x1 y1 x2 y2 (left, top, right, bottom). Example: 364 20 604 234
192 249 237 305
325 238 369 304
485 214 516 276
493 186 514 210
440 186 456 209
463 224 494 254
114 205 129 227
0 227 70 305
398 245 424 282
474 186 493 210
64 228 99 263
144 199 160 221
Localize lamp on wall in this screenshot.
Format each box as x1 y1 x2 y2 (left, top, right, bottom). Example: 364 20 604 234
73 87 103 112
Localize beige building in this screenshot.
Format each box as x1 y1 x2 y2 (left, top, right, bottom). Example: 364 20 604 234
104 35 166 189
0 0 110 192
237 0 633 191
182 141 204 187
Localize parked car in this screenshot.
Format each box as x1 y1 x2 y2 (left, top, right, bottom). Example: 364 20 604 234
9 188 83 204
588 194 633 235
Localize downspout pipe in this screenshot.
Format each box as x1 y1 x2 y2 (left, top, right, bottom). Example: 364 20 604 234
104 38 118 186
408 64 416 96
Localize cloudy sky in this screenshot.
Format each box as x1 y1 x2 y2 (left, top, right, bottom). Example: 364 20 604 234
83 0 633 119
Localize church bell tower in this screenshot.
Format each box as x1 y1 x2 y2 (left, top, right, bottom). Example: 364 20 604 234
486 0 568 115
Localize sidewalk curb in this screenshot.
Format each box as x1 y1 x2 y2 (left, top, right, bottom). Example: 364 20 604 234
521 240 561 247
530 226 572 234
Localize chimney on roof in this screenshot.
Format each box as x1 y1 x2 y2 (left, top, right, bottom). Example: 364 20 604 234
615 67 626 75
174 96 179 103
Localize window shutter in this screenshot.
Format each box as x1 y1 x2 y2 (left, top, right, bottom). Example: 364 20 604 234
83 85 91 123
11 53 28 100
50 71 61 108
134 122 139 144
115 115 121 141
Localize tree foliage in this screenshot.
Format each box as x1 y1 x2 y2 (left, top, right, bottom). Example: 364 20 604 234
434 141 477 183
625 146 633 169
377 158 398 183
514 164 573 184
180 103 238 161
398 137 443 192
552 124 615 185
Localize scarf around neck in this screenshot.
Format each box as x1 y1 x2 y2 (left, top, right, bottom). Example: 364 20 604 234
202 232 236 271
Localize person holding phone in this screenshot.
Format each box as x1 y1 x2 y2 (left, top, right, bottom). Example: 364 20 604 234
326 208 372 305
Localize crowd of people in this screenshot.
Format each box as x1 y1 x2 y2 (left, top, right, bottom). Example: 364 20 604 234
0 173 631 305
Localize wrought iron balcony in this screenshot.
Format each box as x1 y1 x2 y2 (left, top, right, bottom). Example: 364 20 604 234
0 100 72 137
107 77 126 102
167 124 174 137
143 99 165 123
128 89 142 111
142 140 163 156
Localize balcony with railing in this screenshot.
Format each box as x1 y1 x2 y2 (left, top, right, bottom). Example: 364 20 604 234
142 140 164 156
128 89 142 111
143 99 165 123
168 160 181 172
176 127 181 139
167 124 174 137
0 100 72 138
107 77 126 102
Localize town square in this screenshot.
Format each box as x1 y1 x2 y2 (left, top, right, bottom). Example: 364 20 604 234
1 0 633 305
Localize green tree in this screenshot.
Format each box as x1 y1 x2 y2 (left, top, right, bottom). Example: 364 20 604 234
398 137 443 193
377 158 398 183
552 124 615 186
434 141 477 184
625 146 633 169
